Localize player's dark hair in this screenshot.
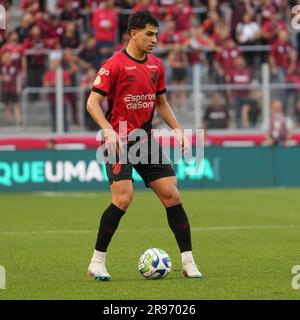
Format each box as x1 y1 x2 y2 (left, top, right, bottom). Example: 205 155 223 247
127 11 159 35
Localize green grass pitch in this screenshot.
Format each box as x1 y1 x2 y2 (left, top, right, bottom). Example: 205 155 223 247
0 188 300 300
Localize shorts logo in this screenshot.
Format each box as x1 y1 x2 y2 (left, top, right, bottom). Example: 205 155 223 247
93 75 101 85
99 68 110 76
112 162 122 175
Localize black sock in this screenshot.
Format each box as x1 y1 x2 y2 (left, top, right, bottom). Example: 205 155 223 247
166 203 192 253
95 203 125 252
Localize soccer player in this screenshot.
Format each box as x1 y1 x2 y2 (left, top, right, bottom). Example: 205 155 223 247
86 11 202 281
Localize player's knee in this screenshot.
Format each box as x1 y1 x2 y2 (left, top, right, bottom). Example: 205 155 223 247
162 188 181 207
170 189 181 206
113 191 133 211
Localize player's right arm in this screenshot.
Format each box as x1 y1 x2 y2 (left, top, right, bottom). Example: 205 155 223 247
87 60 115 130
86 91 111 130
87 91 123 155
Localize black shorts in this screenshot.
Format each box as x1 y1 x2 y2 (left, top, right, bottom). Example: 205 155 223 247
105 135 176 187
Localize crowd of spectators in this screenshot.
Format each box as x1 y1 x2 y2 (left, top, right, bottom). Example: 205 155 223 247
0 0 300 131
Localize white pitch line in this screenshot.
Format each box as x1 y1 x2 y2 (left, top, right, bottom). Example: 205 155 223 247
34 192 99 198
0 230 95 236
0 225 299 236
192 225 300 231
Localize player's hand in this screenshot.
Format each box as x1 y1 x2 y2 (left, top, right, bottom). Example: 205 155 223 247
174 128 190 156
103 128 124 155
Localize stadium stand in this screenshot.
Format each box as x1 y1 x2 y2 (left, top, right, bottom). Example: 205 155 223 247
0 0 300 145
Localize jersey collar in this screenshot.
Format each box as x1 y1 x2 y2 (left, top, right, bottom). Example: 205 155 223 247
122 49 148 64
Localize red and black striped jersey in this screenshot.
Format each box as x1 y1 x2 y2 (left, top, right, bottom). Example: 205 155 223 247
92 49 166 137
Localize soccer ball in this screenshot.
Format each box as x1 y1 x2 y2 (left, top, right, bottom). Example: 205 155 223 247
138 248 172 279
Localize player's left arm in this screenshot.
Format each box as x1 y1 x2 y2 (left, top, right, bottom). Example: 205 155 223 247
156 93 190 154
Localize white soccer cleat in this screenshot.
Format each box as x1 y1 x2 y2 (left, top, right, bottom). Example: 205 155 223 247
181 251 203 278
182 262 203 278
87 261 112 281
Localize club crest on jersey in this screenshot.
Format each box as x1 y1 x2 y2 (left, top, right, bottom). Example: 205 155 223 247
94 75 101 85
150 71 158 84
